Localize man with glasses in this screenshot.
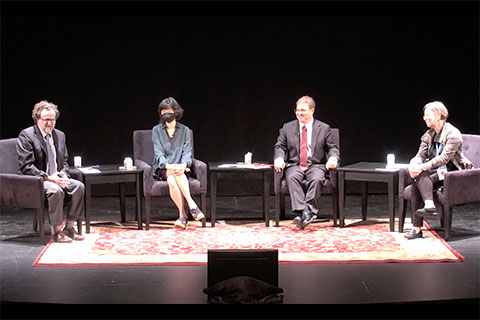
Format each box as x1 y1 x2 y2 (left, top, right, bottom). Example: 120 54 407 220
17 100 85 243
274 95 340 229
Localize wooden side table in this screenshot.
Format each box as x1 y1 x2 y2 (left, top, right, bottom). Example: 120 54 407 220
208 162 273 227
80 164 143 233
337 162 399 232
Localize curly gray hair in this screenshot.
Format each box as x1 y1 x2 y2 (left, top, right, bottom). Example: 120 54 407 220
32 100 60 123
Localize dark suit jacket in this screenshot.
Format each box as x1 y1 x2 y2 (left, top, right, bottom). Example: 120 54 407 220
274 119 340 169
17 125 70 177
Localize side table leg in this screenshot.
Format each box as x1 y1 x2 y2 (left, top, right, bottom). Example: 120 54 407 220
263 171 270 227
388 176 395 232
85 182 91 234
201 193 207 228
136 173 143 230
361 181 368 221
119 183 127 222
211 173 217 227
339 171 345 227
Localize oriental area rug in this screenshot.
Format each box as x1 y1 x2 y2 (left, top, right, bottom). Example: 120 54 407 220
32 218 463 266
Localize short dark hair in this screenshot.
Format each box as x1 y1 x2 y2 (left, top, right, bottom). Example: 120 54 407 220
158 97 184 121
32 100 60 123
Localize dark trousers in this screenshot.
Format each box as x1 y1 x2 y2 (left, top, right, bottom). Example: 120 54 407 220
411 170 443 227
285 165 327 215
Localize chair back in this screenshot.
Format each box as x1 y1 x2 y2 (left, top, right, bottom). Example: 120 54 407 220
133 129 195 165
462 134 480 168
331 128 340 152
0 138 20 174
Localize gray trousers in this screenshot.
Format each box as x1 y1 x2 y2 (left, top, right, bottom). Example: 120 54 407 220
44 179 85 227
285 165 327 215
411 170 442 227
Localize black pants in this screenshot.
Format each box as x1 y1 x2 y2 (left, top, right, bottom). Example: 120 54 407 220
411 170 443 227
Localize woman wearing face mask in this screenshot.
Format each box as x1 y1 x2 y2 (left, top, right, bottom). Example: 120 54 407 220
152 97 205 229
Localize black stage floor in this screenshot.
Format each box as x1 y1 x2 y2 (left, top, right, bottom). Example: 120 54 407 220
1 195 479 319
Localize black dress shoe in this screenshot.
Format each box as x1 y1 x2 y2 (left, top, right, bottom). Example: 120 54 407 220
415 207 438 218
301 211 317 229
404 229 423 239
64 227 85 241
51 231 73 243
293 216 304 229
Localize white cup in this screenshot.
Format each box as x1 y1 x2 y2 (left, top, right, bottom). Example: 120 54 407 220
74 156 82 168
244 152 252 165
387 154 395 166
124 157 133 170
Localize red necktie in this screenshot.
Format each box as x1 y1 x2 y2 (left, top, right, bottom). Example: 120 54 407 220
300 125 308 170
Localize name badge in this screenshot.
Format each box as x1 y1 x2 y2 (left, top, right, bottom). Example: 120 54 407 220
437 166 447 180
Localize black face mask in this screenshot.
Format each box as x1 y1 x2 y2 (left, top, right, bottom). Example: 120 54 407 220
161 113 176 123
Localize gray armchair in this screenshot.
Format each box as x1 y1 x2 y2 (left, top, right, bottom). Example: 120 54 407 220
398 134 480 240
273 128 340 227
133 129 207 230
0 138 81 243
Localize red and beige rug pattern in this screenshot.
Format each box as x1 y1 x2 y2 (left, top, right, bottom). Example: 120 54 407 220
33 218 463 266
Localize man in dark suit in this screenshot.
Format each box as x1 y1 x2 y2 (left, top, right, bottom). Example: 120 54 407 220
274 95 340 229
17 100 85 243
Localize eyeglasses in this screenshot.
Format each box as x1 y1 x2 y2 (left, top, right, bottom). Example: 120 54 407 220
294 109 310 114
40 118 56 122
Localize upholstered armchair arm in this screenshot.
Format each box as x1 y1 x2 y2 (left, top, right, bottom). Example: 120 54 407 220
440 168 480 205
134 159 153 196
0 173 44 209
273 170 284 195
398 168 413 200
329 168 338 190
66 167 83 181
192 158 207 194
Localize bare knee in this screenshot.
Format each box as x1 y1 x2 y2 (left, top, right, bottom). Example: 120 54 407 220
167 175 179 189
